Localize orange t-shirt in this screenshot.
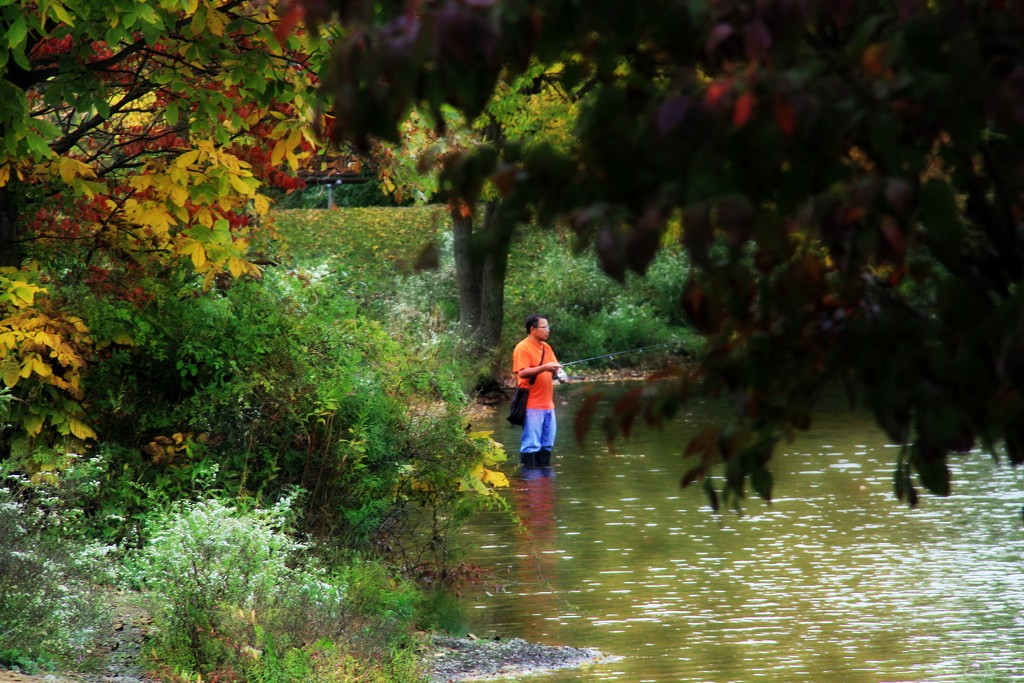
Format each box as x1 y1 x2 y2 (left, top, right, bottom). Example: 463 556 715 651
512 337 559 410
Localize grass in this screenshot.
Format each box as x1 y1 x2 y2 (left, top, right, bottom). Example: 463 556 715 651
272 205 448 276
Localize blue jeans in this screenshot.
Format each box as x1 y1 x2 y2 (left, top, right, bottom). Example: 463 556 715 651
521 408 556 459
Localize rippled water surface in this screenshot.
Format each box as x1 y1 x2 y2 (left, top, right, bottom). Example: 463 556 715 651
458 382 1024 682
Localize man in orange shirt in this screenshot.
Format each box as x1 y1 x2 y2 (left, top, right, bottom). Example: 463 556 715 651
512 315 563 468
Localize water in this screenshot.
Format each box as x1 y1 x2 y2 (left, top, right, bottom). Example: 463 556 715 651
458 381 1024 682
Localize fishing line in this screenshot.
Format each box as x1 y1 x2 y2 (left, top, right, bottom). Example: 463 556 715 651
560 343 673 368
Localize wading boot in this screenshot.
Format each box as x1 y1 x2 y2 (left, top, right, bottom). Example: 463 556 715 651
536 448 551 467
520 451 537 468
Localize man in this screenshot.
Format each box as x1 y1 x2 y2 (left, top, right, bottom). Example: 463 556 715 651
512 314 563 468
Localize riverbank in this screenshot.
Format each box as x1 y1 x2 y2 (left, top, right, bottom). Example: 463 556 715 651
0 586 613 683
0 628 612 683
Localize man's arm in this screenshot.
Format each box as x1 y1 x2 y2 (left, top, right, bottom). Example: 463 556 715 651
516 361 562 379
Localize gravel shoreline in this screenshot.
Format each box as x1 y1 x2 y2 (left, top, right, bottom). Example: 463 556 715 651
425 635 614 682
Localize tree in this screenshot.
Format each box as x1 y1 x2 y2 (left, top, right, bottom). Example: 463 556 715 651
295 0 1024 508
447 64 579 355
0 0 324 451
357 64 579 359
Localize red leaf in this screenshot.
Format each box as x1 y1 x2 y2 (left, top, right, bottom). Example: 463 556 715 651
447 199 472 219
490 165 517 197
275 3 305 46
614 387 644 438
732 91 756 128
574 392 604 446
705 79 732 107
773 95 796 136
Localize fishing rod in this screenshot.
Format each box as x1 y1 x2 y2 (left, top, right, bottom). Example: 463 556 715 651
560 343 673 367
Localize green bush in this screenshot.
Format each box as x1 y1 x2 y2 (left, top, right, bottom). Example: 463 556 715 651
39 263 506 578
131 496 428 682
0 478 114 672
500 228 699 368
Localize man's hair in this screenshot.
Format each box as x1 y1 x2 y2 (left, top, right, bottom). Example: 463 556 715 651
525 314 547 334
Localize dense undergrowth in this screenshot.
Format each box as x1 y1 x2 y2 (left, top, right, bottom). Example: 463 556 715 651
0 204 697 681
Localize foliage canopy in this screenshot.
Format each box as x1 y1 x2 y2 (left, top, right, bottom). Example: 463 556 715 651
0 0 325 448
300 0 1024 507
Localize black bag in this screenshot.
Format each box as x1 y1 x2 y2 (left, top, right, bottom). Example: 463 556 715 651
508 347 545 427
507 387 529 426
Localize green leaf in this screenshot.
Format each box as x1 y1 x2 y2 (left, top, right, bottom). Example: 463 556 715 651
6 14 27 48
165 101 180 126
10 43 30 70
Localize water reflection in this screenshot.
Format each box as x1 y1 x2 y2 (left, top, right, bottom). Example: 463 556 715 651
511 466 560 643
460 382 1024 682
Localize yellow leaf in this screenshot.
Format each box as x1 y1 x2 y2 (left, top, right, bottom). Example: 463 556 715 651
176 149 202 168
28 355 52 377
206 3 227 36
24 413 43 436
68 417 97 440
10 282 46 307
480 467 510 488
170 185 190 207
0 164 10 188
33 331 55 348
228 172 254 196
185 243 207 269
1 357 19 387
138 206 176 232
227 257 246 278
270 140 288 167
253 194 270 215
57 157 90 184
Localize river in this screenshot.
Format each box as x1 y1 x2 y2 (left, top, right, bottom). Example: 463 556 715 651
457 381 1024 682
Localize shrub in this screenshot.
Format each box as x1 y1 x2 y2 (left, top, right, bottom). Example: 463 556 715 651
0 477 114 672
502 227 698 368
36 262 507 574
130 496 429 682
131 496 332 678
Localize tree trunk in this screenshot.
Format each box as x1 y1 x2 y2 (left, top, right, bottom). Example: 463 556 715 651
476 201 510 350
0 184 22 268
451 199 514 358
452 208 482 333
